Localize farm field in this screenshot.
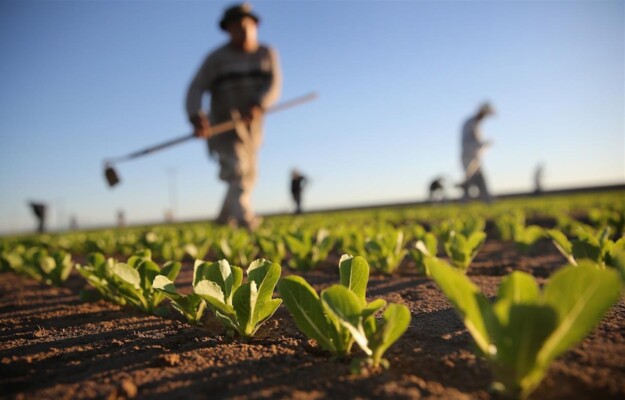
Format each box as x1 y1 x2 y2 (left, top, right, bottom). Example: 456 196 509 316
1 191 624 399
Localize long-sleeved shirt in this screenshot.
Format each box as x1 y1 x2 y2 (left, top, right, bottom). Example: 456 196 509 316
461 115 486 169
186 43 282 125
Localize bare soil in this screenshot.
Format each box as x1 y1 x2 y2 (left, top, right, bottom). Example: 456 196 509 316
1 235 624 399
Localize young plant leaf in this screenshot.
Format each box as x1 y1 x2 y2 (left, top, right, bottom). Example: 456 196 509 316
538 263 621 366
338 255 369 307
426 257 493 356
278 275 337 353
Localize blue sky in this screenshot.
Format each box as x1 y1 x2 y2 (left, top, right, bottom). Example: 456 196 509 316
1 0 623 233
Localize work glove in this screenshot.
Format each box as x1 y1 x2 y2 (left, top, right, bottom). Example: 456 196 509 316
190 112 212 138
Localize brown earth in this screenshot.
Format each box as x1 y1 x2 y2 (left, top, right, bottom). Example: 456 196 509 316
1 237 624 400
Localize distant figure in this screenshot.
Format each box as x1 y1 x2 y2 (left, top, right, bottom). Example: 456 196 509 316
69 216 78 230
29 202 47 233
290 169 307 214
185 3 282 230
534 163 545 195
428 177 446 202
117 210 125 227
459 102 495 203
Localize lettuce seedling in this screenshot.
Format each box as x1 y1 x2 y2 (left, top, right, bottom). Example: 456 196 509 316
495 211 525 241
1 245 25 273
321 285 410 369
278 255 372 356
184 238 212 261
214 230 260 267
443 230 486 271
512 224 544 254
408 233 438 276
8 248 74 286
426 257 621 399
279 255 410 368
546 227 625 269
76 253 123 304
102 250 181 314
284 228 334 270
257 234 287 266
153 262 207 325
194 258 282 340
364 229 408 274
33 249 74 286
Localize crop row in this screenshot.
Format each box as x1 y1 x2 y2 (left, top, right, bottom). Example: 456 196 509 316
1 193 624 399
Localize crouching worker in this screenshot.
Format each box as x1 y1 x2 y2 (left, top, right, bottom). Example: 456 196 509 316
186 3 282 230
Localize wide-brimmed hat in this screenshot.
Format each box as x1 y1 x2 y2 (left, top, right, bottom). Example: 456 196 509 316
478 102 495 116
219 3 260 31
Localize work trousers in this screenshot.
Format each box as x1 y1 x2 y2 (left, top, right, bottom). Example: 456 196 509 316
463 168 491 203
213 119 262 228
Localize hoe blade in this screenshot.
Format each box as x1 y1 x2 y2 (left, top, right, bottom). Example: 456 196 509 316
105 165 120 187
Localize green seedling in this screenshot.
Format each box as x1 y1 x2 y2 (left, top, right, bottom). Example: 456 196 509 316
546 227 625 270
427 257 621 399
322 285 410 370
364 229 408 274
257 234 287 266
284 228 334 270
8 247 74 286
408 232 438 276
79 250 181 314
194 258 282 340
1 245 25 273
214 230 260 267
153 260 208 325
76 252 126 305
443 230 486 271
34 249 74 286
513 225 544 254
279 255 410 369
184 238 212 261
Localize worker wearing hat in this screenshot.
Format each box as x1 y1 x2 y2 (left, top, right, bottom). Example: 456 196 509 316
459 102 495 203
186 3 282 229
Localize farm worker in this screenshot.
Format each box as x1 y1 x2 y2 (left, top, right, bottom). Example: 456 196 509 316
290 169 307 214
186 3 282 230
28 202 47 233
459 102 495 203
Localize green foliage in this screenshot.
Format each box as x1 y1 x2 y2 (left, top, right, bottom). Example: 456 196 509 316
183 238 212 261
77 250 181 314
278 255 410 368
547 227 625 271
194 258 282 339
257 233 287 266
76 253 127 305
495 211 525 241
153 261 207 325
443 230 486 271
2 246 73 286
427 257 621 399
284 228 334 270
588 207 625 235
434 217 485 243
214 229 260 267
513 225 545 254
1 245 25 273
364 229 408 274
408 233 438 276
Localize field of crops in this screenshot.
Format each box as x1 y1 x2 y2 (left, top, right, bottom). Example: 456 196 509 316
1 191 624 399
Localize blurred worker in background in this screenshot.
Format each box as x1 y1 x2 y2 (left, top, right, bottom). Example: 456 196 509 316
428 176 446 203
186 3 282 230
534 163 545 195
290 169 307 214
29 202 47 233
459 102 495 203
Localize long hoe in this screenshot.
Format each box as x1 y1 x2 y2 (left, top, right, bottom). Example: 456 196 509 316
103 92 317 188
